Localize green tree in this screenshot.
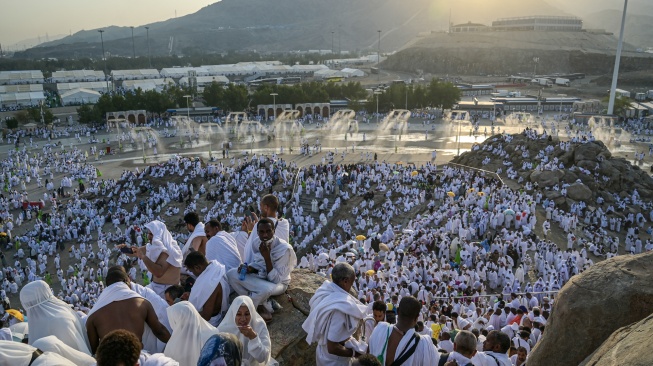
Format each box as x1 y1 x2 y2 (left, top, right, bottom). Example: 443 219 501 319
202 82 225 108
142 89 174 115
14 110 30 125
427 79 461 110
5 117 18 129
222 84 249 112
42 109 55 125
602 96 631 117
77 104 101 124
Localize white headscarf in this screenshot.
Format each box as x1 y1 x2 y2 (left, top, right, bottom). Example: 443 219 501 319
0 340 77 366
145 220 183 267
20 280 91 355
217 296 272 366
33 336 96 366
164 301 221 366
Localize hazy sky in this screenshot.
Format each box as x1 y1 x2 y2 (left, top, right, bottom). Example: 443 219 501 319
0 0 217 48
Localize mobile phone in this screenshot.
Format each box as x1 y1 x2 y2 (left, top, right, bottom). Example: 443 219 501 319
120 247 134 254
244 209 252 220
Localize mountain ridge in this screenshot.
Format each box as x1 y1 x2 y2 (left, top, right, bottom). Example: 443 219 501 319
14 0 652 60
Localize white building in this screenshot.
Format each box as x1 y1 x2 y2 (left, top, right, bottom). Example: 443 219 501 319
51 70 106 83
60 88 102 105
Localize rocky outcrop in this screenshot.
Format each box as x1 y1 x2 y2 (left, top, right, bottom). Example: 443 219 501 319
566 183 592 201
580 314 653 366
527 252 653 366
269 269 325 365
452 134 653 205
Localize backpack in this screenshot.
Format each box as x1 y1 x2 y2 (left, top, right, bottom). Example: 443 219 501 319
438 353 473 366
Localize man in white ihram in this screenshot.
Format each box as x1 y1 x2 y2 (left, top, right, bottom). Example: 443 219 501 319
227 217 296 322
302 262 368 366
243 194 290 264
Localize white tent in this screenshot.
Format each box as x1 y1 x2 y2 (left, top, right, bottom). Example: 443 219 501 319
121 78 175 92
57 81 108 93
0 91 45 108
51 70 105 83
314 69 348 79
341 68 365 77
60 88 101 105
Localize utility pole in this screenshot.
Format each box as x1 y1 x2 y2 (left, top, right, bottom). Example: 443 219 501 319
98 30 109 93
145 26 152 68
131 26 136 59
338 25 341 55
331 31 334 54
608 0 629 115
377 30 381 81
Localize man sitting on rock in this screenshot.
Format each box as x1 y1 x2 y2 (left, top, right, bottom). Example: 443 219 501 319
184 251 229 326
227 218 296 322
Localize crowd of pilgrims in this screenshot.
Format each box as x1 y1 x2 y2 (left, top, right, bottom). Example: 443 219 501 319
0 126 652 364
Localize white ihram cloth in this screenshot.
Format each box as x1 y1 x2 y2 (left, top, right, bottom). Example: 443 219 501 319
0 327 11 341
0 340 76 366
205 231 242 272
189 260 229 327
32 336 96 366
144 220 183 267
139 351 180 366
181 222 206 256
164 301 221 366
131 282 172 352
227 236 296 307
217 296 276 366
243 218 290 263
302 281 367 366
180 222 206 276
19 280 91 355
368 322 439 366
88 282 164 353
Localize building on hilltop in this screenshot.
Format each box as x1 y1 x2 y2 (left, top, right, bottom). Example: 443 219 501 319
492 16 583 32
451 22 489 33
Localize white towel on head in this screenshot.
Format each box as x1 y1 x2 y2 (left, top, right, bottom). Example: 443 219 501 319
302 281 367 346
88 282 164 353
145 220 183 267
20 280 91 355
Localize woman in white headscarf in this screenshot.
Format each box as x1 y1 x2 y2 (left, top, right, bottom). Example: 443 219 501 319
217 296 275 366
164 301 221 366
20 280 91 355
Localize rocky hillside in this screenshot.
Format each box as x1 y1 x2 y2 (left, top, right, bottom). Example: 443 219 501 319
452 133 653 207
528 251 653 366
383 32 653 76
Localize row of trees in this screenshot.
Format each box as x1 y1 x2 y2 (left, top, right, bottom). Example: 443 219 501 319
366 79 462 112
74 79 462 123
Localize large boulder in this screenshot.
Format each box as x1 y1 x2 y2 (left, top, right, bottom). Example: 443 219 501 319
573 141 611 163
269 269 326 365
528 252 653 366
580 313 653 366
530 170 564 187
566 183 592 202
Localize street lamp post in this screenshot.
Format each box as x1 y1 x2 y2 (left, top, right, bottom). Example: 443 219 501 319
98 30 109 93
144 26 151 68
331 31 334 54
456 115 464 157
377 30 381 81
270 93 278 121
405 85 408 110
533 57 539 77
130 26 136 59
374 90 382 124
